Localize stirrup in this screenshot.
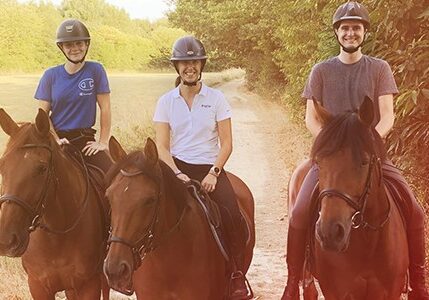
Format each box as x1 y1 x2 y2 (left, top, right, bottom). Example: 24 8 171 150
228 271 254 300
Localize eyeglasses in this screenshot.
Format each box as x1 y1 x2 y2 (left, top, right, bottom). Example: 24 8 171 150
61 40 87 49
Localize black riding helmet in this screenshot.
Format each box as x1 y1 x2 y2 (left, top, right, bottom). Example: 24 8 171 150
171 36 207 86
333 1 370 30
332 1 370 54
56 19 90 64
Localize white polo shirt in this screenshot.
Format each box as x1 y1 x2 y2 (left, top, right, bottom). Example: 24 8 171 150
153 83 232 165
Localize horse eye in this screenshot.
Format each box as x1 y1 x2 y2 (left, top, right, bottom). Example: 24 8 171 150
36 164 48 175
143 197 157 206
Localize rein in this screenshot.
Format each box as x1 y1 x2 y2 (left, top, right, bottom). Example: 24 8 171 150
317 155 391 230
107 168 187 273
0 143 91 234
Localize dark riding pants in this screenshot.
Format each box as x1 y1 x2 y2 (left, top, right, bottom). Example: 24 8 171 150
290 159 425 232
174 158 246 262
57 128 112 173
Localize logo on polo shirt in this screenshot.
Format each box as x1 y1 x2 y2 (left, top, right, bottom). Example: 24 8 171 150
201 104 212 108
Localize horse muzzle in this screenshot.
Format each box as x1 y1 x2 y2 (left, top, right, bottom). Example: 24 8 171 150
0 230 29 257
103 257 134 295
316 218 351 252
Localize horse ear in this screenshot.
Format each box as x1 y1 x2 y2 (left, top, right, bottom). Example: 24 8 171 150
144 137 159 165
35 108 50 136
0 108 19 136
109 136 127 162
358 96 374 127
313 97 332 125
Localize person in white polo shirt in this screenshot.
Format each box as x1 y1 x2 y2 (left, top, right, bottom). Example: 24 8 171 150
153 36 252 300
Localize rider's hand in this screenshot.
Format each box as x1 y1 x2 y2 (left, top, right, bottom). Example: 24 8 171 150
82 141 108 156
176 173 191 183
57 138 70 145
202 173 217 193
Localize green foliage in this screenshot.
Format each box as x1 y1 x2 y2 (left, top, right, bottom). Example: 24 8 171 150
0 0 186 72
170 0 429 202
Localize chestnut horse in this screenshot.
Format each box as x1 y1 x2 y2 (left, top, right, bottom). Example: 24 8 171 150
288 98 408 299
103 137 255 299
0 108 109 299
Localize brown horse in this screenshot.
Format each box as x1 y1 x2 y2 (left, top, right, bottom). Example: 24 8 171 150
103 137 255 299
0 108 109 299
288 98 408 300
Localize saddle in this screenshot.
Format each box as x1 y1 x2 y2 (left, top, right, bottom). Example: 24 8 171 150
185 180 250 262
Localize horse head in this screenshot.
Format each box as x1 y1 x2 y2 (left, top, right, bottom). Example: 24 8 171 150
104 137 166 295
312 97 385 252
0 108 54 256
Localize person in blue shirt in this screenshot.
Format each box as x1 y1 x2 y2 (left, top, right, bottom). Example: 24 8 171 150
35 19 111 172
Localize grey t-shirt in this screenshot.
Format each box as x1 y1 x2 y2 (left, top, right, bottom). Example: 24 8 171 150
302 55 398 125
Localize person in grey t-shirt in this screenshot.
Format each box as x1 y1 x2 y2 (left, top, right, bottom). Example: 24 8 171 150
281 2 429 300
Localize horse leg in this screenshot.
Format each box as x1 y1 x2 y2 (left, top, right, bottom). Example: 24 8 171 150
69 274 102 300
303 281 318 300
27 277 55 300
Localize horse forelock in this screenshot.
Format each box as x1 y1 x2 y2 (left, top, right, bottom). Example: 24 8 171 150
311 112 386 164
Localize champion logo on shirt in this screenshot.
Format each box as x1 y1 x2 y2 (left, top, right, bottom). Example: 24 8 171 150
201 104 212 108
79 78 94 91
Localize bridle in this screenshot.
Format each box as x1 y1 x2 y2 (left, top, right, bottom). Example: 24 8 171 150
0 143 90 234
316 154 391 230
107 168 186 279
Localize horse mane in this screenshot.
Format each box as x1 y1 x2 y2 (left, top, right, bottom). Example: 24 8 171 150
311 112 386 163
106 151 189 209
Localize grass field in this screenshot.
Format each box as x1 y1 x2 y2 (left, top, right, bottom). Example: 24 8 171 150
0 69 244 299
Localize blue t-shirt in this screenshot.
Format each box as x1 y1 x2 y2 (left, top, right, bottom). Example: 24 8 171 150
34 61 110 131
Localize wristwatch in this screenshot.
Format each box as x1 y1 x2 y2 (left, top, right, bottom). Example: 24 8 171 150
209 166 221 177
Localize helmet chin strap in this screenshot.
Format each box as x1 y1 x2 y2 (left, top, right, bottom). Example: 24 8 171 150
336 32 367 54
57 42 90 65
181 73 202 86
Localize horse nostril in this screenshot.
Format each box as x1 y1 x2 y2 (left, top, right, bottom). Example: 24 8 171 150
334 223 345 241
119 261 131 278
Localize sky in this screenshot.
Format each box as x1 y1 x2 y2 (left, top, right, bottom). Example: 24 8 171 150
18 0 172 21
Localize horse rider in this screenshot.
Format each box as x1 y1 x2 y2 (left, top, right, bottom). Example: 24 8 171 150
281 2 429 299
35 19 111 173
153 35 253 300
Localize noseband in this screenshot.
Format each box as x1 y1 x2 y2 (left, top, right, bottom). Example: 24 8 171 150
317 155 390 230
107 168 187 275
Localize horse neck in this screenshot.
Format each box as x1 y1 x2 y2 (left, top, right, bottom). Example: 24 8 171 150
43 151 87 227
157 189 185 234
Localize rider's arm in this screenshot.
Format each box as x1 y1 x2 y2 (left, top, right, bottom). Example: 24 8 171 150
154 121 181 174
212 118 233 170
375 94 394 138
305 99 323 138
96 93 111 146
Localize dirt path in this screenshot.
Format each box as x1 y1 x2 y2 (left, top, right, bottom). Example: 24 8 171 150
219 78 311 299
